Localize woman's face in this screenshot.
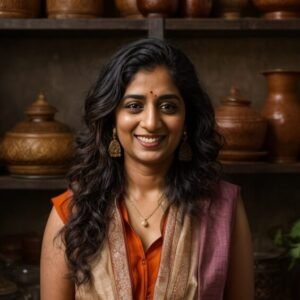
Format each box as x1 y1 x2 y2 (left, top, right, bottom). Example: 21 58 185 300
115 66 185 168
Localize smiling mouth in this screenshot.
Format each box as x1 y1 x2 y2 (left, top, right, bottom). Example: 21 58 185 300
135 135 165 148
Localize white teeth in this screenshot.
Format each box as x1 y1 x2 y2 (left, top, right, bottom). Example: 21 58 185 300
137 136 161 143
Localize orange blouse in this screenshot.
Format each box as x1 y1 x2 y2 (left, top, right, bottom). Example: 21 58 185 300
51 191 165 300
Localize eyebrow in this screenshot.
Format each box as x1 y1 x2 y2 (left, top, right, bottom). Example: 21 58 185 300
122 93 182 102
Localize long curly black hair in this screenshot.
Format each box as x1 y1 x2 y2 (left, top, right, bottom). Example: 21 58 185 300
61 38 222 286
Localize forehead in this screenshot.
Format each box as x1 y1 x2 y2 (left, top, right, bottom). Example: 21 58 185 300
125 66 177 91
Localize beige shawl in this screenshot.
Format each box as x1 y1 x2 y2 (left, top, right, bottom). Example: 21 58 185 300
75 204 200 300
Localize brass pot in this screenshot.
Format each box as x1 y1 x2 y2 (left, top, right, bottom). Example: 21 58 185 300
47 0 103 19
1 94 74 177
0 0 40 18
253 0 300 19
215 87 267 162
114 0 143 18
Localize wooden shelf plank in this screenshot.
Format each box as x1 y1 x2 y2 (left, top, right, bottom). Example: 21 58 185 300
0 176 67 190
0 18 299 33
0 18 148 31
0 163 300 189
165 18 300 35
222 162 300 174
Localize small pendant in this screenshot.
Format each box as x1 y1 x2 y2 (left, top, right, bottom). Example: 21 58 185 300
141 219 149 227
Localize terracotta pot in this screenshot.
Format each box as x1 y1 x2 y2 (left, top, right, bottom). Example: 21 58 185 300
137 0 179 17
0 0 40 18
215 87 267 161
253 0 300 19
261 70 300 163
215 0 248 19
114 0 143 18
180 0 213 17
47 0 103 19
1 94 74 177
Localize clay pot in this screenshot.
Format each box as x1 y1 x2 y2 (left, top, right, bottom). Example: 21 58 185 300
47 0 103 19
137 0 179 17
0 0 40 18
215 0 248 19
215 87 267 161
261 70 300 163
1 93 74 177
253 0 300 19
114 0 143 18
180 0 213 17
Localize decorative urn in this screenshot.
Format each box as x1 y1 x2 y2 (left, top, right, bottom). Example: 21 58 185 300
47 0 103 19
215 0 248 19
215 87 267 161
114 0 143 18
253 0 300 19
0 0 40 18
261 70 300 163
137 0 179 17
1 94 74 177
180 0 213 18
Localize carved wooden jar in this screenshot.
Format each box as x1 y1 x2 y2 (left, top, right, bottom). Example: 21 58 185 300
114 0 143 18
253 0 300 19
137 0 179 17
180 0 213 17
0 0 40 18
47 0 103 19
215 87 267 161
1 94 74 177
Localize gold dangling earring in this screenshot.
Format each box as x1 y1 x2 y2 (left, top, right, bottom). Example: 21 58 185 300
179 131 192 161
108 128 121 158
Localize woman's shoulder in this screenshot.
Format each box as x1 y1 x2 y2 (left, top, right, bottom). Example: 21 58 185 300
51 190 73 224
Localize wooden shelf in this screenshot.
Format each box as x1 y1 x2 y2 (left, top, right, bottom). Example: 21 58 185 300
0 163 300 189
0 18 300 38
0 175 67 190
222 162 300 174
165 18 300 36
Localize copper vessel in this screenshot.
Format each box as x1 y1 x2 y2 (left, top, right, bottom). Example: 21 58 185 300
253 0 300 19
0 0 40 18
261 70 300 163
114 0 143 18
215 0 248 19
180 0 213 17
137 0 179 17
47 0 103 19
1 94 73 177
215 87 267 162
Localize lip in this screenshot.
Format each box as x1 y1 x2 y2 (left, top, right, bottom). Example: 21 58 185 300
134 134 166 148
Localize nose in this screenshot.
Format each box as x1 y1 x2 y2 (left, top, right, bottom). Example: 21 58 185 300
140 105 162 132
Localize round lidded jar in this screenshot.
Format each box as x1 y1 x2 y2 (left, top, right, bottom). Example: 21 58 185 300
46 0 103 19
0 0 40 18
1 93 74 177
215 87 267 161
137 0 179 17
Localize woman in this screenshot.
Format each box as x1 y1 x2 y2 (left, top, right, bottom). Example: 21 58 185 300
41 38 254 300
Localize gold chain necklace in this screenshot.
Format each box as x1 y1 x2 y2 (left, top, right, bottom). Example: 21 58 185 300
126 193 165 228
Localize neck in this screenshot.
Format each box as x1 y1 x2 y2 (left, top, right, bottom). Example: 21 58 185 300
124 158 171 201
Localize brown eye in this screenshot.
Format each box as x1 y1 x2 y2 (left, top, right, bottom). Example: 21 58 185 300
125 102 143 113
160 103 178 114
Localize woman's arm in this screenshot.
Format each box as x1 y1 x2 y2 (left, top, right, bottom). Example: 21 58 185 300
224 196 255 300
40 208 74 300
